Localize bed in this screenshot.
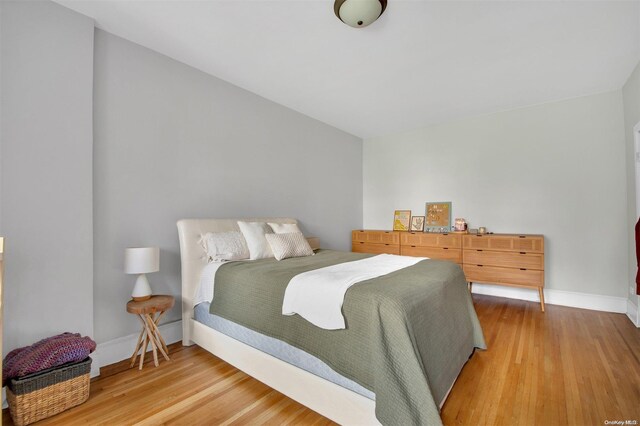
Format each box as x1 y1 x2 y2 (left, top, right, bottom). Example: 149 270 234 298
177 218 485 425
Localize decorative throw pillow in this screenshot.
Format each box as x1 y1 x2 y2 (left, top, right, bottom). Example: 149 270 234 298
265 232 315 261
237 221 274 260
268 222 302 234
204 231 249 262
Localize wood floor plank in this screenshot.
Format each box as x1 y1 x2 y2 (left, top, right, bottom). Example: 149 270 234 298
3 294 639 426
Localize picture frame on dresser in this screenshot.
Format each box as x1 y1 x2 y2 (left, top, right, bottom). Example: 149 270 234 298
393 210 411 231
410 216 425 232
425 202 452 232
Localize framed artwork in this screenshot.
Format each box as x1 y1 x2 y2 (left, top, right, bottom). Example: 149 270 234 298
425 202 452 232
410 216 425 232
393 210 411 231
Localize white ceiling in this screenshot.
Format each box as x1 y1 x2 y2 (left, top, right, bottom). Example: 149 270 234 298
56 0 640 139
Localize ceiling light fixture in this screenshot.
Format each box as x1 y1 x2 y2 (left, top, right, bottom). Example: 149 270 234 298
334 0 387 28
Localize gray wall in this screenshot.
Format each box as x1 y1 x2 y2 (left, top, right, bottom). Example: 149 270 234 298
623 61 640 308
1 1 94 351
93 30 363 343
363 91 627 298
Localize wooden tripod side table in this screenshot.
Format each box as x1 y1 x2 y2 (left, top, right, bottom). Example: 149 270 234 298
127 295 175 370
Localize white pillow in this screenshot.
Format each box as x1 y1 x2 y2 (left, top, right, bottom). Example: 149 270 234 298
204 231 249 262
237 221 274 260
268 222 302 234
265 232 315 261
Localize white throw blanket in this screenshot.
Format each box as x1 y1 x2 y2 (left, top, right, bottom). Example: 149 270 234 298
282 254 426 330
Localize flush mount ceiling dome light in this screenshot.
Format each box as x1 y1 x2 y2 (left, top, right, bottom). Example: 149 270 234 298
334 0 387 28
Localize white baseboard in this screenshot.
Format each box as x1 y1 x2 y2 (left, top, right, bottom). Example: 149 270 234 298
627 299 640 327
471 283 628 314
91 320 183 377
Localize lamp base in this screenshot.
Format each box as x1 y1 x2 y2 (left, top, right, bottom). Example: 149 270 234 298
132 273 153 301
132 295 152 302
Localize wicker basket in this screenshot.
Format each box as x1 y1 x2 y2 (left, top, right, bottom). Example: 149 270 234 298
6 358 91 426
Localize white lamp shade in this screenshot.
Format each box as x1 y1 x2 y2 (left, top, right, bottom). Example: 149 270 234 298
125 247 160 274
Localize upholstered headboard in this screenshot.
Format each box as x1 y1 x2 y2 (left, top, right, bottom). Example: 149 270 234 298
177 217 297 344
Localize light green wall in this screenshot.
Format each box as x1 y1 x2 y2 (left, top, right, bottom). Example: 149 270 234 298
364 91 627 298
623 60 640 308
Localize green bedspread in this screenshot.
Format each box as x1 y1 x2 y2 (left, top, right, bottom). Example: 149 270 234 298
210 249 486 425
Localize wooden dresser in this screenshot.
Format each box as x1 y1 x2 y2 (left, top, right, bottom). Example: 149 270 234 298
400 232 462 266
351 230 400 254
462 233 545 311
352 230 462 263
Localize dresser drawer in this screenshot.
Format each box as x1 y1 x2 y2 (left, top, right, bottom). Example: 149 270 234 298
401 232 461 248
463 264 544 287
401 246 462 263
510 236 544 253
352 230 399 245
352 242 400 255
463 234 544 253
463 250 543 270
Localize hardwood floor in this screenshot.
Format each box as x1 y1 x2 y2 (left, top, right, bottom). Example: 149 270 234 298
3 294 639 425
442 295 640 425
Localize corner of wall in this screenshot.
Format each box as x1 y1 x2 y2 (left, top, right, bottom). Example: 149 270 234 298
623 59 640 305
627 297 640 327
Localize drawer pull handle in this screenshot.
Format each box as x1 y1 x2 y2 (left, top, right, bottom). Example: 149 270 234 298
443 233 448 236
411 245 416 248
443 247 449 250
519 235 526 238
477 249 483 252
520 252 526 254
360 242 364 244
477 265 483 267
384 231 390 234
385 244 390 246
520 268 527 271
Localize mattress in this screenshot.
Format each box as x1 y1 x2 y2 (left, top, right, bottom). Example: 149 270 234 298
194 302 375 400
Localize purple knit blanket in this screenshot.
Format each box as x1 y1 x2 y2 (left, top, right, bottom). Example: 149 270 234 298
3 332 96 385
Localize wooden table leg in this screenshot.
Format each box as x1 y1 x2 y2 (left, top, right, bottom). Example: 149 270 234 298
139 329 148 370
147 312 170 362
137 315 152 370
538 287 545 312
153 311 169 355
131 309 172 369
129 327 146 368
142 314 159 367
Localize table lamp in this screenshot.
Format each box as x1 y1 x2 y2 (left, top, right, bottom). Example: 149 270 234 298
125 247 159 301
